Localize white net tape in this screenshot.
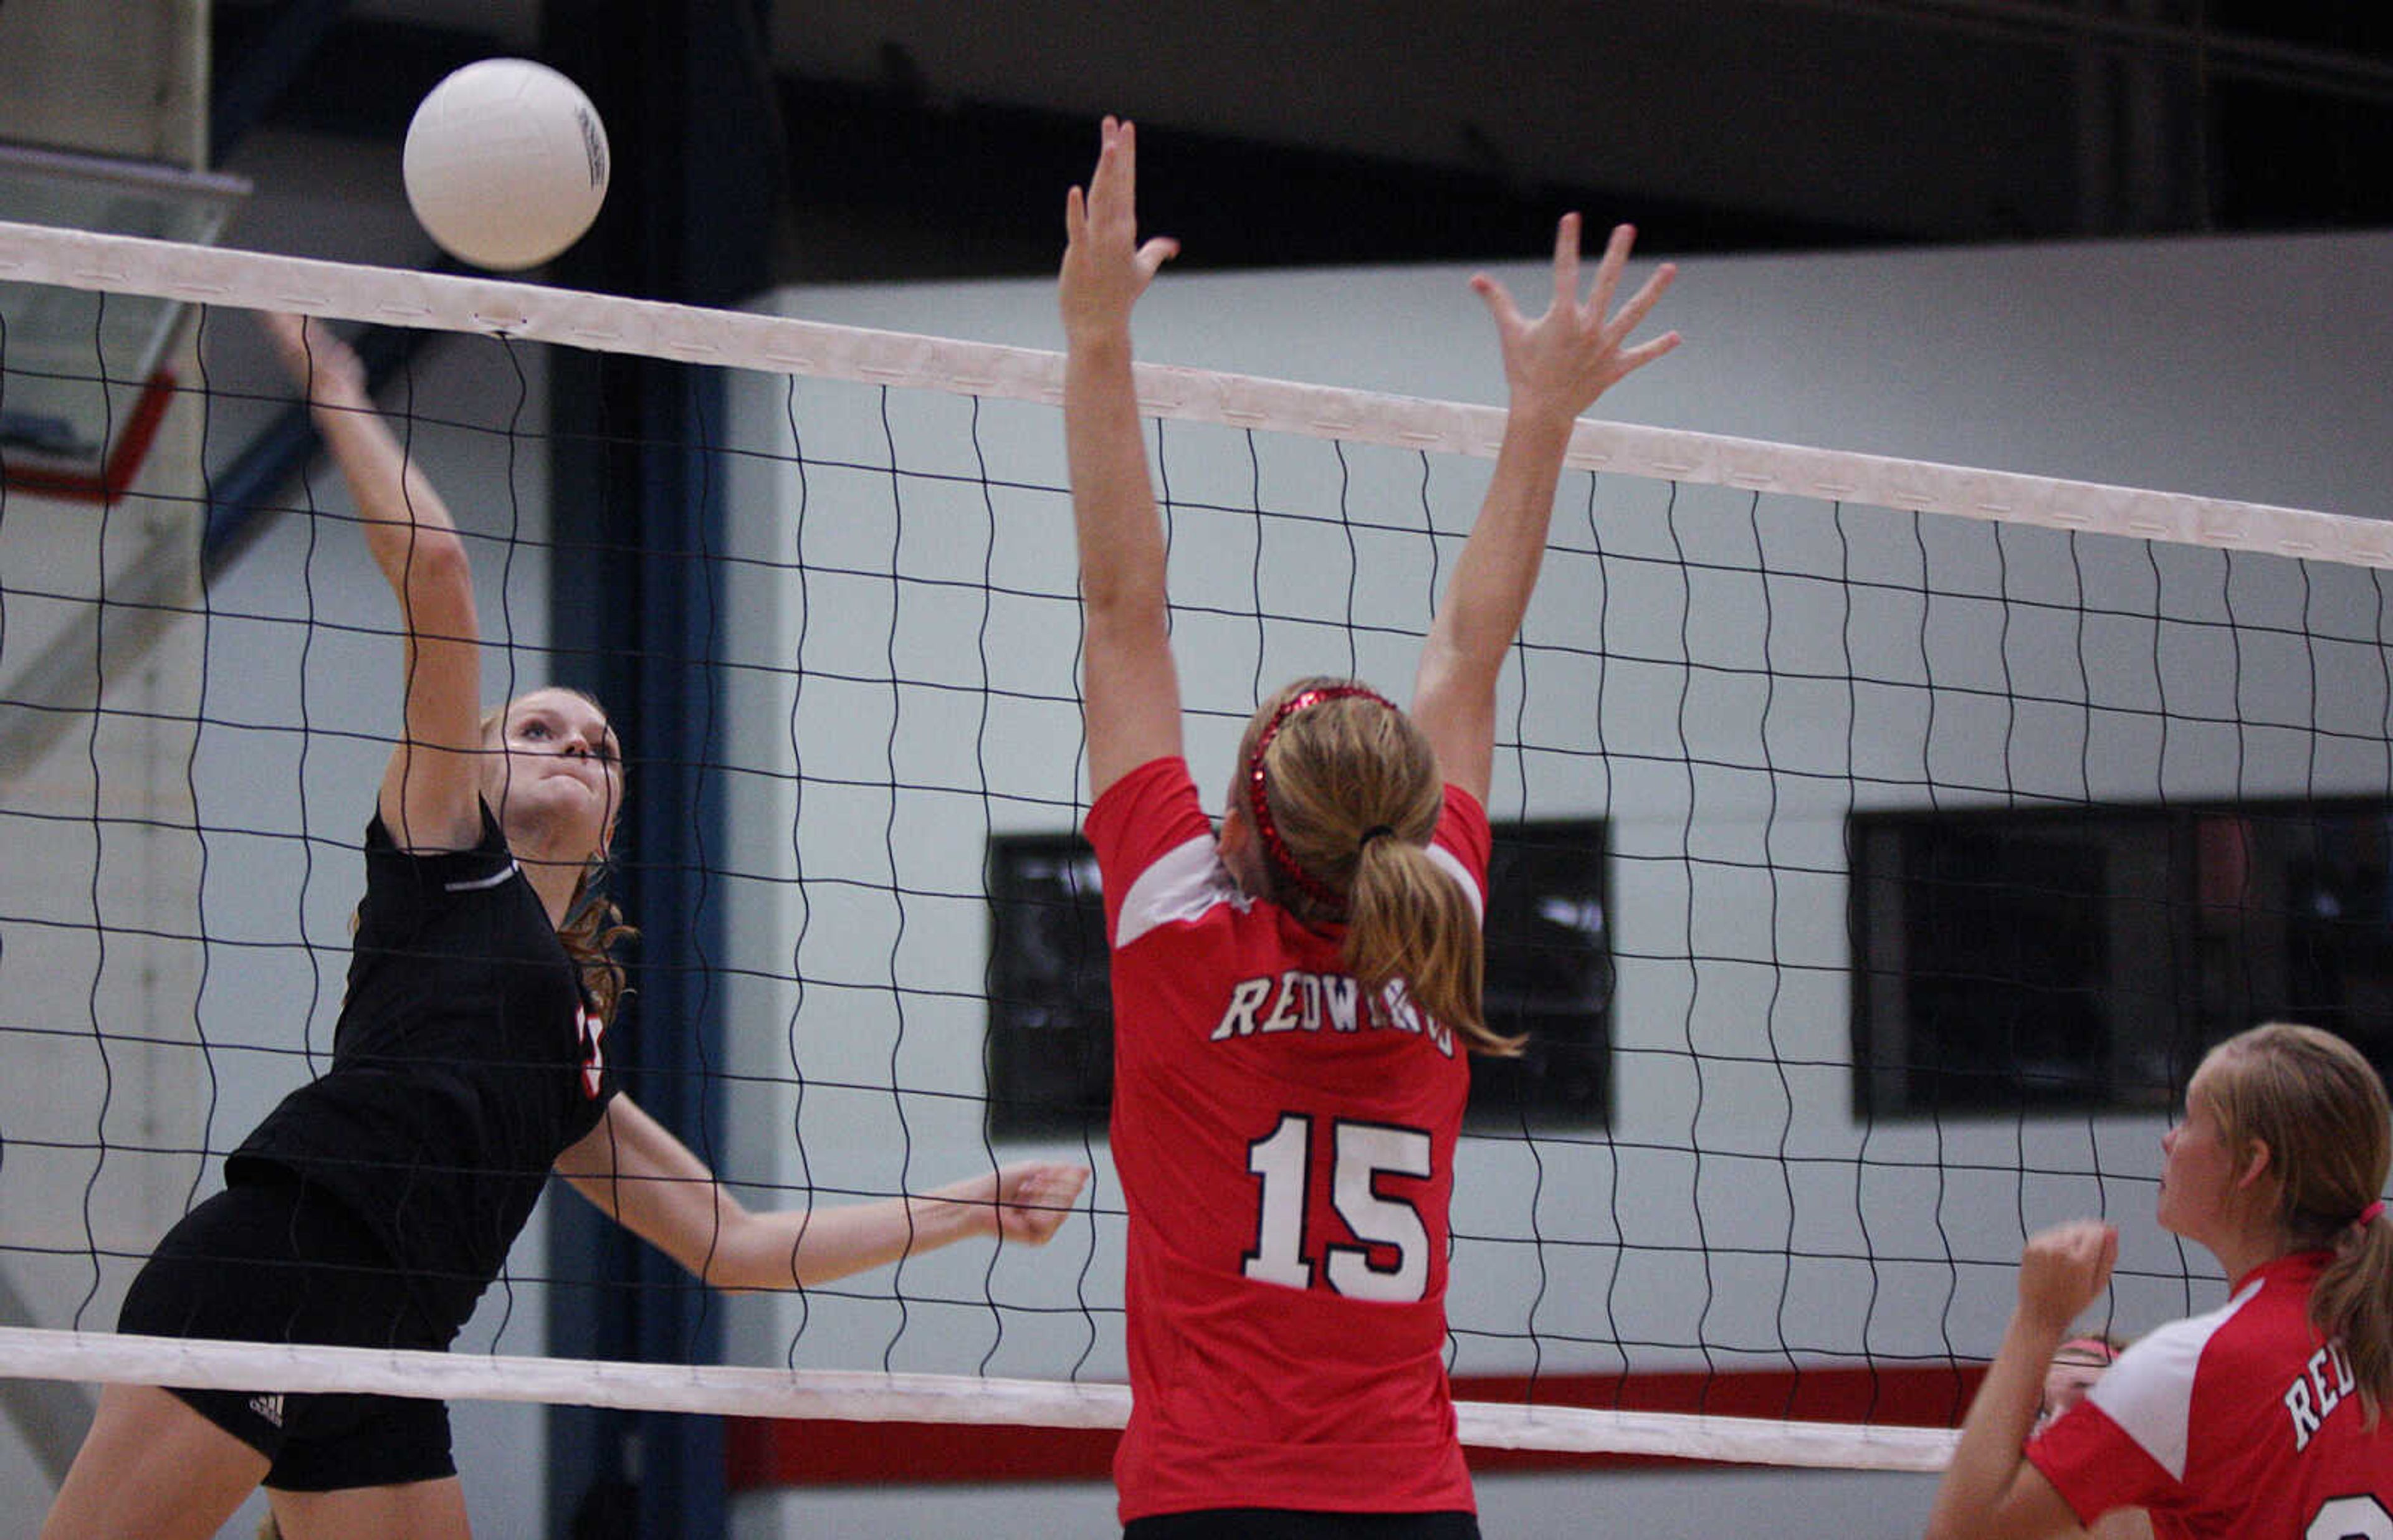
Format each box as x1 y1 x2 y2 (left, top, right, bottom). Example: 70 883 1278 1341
0 1327 1956 1472
4 217 2389 569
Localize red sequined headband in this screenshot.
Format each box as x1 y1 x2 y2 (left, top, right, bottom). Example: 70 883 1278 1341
2053 1337 2118 1364
1244 684 1397 915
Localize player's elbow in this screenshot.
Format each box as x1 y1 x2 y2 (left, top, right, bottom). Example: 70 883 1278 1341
686 1225 776 1296
1077 559 1167 624
1426 616 1514 677
1082 590 1171 657
1924 1492 2005 1540
1924 1501 1983 1540
1413 635 1501 707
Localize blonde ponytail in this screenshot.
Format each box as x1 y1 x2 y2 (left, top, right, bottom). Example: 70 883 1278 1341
2314 1204 2393 1425
1238 677 1521 1057
1344 834 1518 1055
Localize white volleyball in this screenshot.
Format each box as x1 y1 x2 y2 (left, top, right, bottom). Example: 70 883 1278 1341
403 58 609 271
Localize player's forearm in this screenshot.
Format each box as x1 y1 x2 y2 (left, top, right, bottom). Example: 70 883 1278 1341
1427 403 1573 677
308 399 471 610
1926 1310 2066 1540
705 1186 998 1291
1064 330 1170 622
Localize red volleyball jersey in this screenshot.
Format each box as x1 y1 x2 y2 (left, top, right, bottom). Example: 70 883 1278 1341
2028 1250 2393 1540
1086 756 1487 1523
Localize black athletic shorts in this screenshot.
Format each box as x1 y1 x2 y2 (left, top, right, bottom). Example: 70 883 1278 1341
1125 1511 1482 1540
115 1166 458 1492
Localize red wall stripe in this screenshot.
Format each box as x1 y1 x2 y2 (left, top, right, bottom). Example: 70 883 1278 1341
725 1364 1987 1491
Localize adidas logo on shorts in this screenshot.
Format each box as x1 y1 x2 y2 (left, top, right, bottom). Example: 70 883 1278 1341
247 1392 285 1428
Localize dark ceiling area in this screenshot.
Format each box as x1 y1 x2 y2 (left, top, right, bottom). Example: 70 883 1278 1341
217 1 2393 290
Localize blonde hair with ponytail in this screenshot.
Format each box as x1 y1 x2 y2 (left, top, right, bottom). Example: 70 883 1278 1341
2205 1021 2393 1424
1239 677 1522 1057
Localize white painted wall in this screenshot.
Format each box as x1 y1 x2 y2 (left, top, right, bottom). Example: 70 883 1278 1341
764 229 2393 518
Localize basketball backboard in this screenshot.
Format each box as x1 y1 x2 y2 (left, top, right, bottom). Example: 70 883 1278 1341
0 143 247 501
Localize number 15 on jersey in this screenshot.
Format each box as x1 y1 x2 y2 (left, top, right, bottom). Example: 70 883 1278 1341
1243 1112 1435 1304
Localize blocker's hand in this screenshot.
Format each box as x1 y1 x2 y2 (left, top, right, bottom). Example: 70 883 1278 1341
1470 216 1679 422
1059 116 1180 345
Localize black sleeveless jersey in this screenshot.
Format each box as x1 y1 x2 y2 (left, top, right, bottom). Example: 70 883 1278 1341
231 802 619 1334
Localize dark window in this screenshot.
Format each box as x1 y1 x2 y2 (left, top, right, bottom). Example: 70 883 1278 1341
1850 799 2393 1116
1470 820 1613 1130
985 819 1611 1138
985 834 1112 1137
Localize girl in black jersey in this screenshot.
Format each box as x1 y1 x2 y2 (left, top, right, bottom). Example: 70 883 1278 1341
41 315 1090 1540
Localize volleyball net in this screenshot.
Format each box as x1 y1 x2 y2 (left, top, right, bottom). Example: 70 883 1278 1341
2 218 2389 1482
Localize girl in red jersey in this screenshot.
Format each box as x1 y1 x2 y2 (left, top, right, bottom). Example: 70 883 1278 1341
1059 116 1678 1538
1929 1022 2393 1540
41 315 1089 1540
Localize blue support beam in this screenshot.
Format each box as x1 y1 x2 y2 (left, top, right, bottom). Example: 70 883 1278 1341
539 3 778 1535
